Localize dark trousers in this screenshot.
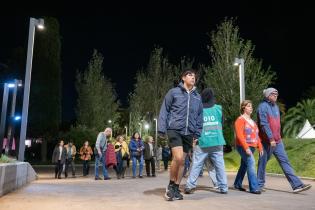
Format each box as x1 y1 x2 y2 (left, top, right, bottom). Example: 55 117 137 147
163 159 169 170
83 160 90 176
55 160 63 178
145 157 156 176
65 158 76 177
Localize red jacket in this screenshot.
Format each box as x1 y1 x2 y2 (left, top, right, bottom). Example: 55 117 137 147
105 144 117 168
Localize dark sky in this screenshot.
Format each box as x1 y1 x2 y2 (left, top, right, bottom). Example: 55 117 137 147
0 3 314 122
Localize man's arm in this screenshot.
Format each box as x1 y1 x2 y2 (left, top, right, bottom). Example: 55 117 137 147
258 104 274 141
95 133 102 155
158 89 173 134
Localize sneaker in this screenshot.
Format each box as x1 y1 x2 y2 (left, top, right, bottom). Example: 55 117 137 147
250 190 261 194
152 174 156 177
139 175 143 178
165 184 175 201
218 189 228 194
212 185 219 189
184 187 195 194
293 184 312 193
104 177 111 180
174 186 184 200
95 177 102 180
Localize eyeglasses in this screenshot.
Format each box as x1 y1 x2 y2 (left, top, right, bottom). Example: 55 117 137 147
271 92 278 96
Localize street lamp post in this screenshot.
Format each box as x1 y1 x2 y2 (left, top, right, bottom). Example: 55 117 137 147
144 123 150 136
138 122 142 137
153 118 158 148
234 58 245 104
7 80 22 155
108 120 113 139
19 17 44 161
124 126 128 139
0 83 10 157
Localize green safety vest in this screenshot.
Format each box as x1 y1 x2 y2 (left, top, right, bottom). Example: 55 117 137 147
198 104 226 147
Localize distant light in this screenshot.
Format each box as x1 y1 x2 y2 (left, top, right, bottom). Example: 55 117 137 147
37 18 45 30
108 120 112 123
14 116 21 121
233 62 239 66
7 83 15 88
153 118 157 121
144 124 150 129
25 139 32 147
18 83 23 87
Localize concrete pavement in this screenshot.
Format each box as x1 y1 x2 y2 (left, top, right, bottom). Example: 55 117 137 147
0 166 314 210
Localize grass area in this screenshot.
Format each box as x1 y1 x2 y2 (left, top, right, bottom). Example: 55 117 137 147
0 154 16 163
224 138 315 178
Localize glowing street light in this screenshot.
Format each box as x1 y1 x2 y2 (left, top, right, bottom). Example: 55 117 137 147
234 57 245 104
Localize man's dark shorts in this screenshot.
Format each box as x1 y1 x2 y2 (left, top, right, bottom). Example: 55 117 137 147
167 130 193 153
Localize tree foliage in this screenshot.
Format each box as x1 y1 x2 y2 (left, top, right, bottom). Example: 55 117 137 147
282 99 315 137
76 50 119 132
28 17 62 137
128 47 187 135
203 18 276 144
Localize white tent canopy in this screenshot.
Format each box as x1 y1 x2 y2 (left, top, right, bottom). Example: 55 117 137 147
296 119 315 139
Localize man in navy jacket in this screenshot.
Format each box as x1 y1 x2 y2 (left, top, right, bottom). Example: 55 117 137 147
158 69 203 201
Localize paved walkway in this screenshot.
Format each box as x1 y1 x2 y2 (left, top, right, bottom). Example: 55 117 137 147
0 166 314 210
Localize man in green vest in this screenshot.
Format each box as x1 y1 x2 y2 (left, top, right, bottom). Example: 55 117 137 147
184 88 228 194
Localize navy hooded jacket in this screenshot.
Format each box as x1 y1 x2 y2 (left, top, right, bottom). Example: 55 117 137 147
158 83 203 138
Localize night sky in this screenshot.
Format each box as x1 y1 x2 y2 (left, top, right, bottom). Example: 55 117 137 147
0 3 314 122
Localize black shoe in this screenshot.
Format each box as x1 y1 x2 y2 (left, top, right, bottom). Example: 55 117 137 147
147 174 151 177
104 177 111 180
152 174 156 177
184 187 195 194
165 184 175 201
138 175 143 178
174 185 184 200
234 186 246 191
250 190 261 194
293 184 312 193
58 176 61 179
95 177 102 180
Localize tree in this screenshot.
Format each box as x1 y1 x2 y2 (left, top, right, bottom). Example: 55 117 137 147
128 47 183 135
282 99 315 138
28 17 62 161
203 18 276 145
76 50 119 133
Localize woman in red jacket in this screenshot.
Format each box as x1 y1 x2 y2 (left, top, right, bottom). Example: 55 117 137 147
233 100 263 194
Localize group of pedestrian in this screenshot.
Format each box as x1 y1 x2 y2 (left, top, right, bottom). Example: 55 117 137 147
158 68 312 201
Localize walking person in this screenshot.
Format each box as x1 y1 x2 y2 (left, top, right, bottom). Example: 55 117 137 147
52 140 67 179
129 132 144 178
94 128 112 180
233 100 263 194
80 141 93 176
184 88 228 194
144 136 156 177
162 145 171 171
156 145 162 171
65 141 76 178
158 69 203 201
257 88 312 193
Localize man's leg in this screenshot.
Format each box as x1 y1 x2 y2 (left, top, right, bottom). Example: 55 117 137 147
205 158 218 187
95 155 100 179
170 147 185 184
185 145 207 192
145 159 151 176
257 142 272 188
273 141 304 190
71 159 76 177
64 159 69 178
210 148 228 193
151 157 156 176
101 155 109 179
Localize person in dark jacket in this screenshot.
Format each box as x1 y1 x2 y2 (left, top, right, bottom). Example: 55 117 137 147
162 145 171 170
52 140 67 179
129 132 144 178
257 88 311 193
158 69 203 201
144 136 156 177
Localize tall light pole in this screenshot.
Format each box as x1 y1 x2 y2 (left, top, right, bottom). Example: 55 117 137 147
124 126 128 139
19 17 44 161
0 83 10 157
138 122 142 138
153 118 158 147
7 80 22 155
234 58 245 104
144 123 150 136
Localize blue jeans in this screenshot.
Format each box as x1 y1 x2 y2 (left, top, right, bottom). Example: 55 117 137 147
234 146 260 192
132 155 144 177
204 158 218 187
257 141 303 190
186 145 228 192
95 154 109 178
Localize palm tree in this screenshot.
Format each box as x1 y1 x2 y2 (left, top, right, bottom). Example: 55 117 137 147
282 99 315 137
